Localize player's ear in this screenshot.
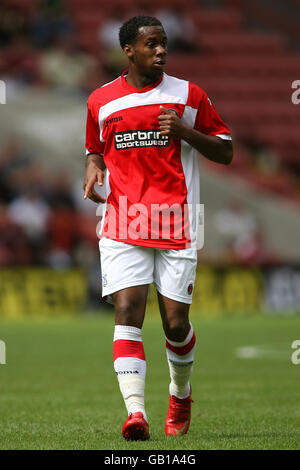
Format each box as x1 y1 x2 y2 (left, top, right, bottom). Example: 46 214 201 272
123 44 134 59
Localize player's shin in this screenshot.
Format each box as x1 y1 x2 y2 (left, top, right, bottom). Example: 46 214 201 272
165 323 196 399
113 325 147 421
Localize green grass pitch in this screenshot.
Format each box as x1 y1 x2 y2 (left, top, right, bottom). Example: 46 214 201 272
0 311 300 450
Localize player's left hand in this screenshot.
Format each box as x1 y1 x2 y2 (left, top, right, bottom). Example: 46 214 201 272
158 106 187 139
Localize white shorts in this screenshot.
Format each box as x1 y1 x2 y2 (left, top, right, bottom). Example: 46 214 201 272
99 237 197 305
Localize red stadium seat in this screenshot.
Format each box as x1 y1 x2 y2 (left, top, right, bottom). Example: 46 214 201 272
77 31 100 54
198 31 286 56
192 8 243 31
74 12 107 33
197 77 291 101
204 55 300 77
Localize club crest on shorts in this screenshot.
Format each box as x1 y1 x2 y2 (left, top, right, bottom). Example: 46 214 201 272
187 283 193 295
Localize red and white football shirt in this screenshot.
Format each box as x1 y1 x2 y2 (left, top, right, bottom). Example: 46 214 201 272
85 71 231 249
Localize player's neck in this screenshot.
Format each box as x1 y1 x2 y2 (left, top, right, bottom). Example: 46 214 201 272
125 70 162 89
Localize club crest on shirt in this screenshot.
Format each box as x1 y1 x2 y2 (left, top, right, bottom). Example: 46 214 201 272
167 108 179 117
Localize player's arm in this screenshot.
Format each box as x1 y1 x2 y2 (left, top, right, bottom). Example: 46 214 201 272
180 126 233 165
84 93 107 203
83 153 106 203
158 106 233 165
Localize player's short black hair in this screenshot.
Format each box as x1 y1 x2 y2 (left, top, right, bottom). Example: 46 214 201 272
119 16 163 49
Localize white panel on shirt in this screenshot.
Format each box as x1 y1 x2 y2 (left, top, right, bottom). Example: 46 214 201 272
96 168 111 238
98 74 189 142
180 102 200 247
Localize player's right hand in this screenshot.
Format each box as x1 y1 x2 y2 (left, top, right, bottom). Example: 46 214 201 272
83 163 106 204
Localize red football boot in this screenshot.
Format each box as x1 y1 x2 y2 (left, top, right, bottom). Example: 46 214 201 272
165 391 193 436
122 412 150 441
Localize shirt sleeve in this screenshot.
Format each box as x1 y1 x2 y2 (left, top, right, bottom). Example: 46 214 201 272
194 92 231 140
85 99 105 156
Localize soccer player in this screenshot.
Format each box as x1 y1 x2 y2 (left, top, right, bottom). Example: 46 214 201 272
83 16 233 440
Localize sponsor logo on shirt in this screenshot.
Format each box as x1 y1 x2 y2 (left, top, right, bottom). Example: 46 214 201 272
114 129 170 150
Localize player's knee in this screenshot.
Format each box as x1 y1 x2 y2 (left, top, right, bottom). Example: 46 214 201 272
164 318 189 342
114 299 143 327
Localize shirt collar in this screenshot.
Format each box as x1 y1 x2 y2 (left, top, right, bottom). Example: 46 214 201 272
120 70 163 93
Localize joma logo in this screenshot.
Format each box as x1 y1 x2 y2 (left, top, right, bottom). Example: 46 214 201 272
116 370 139 375
105 116 123 127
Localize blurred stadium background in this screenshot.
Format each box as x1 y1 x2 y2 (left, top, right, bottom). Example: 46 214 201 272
0 0 300 317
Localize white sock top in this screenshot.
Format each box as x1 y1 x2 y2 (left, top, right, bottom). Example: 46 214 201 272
114 325 142 342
